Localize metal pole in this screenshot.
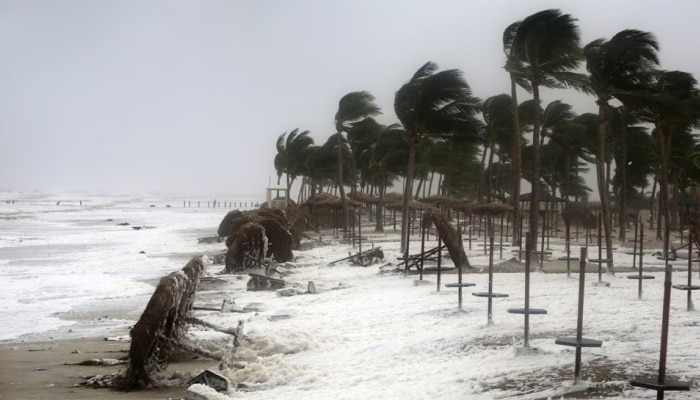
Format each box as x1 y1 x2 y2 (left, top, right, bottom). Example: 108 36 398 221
632 216 639 269
437 233 442 292
488 235 495 325
657 223 673 399
639 223 645 300
524 231 531 348
574 246 588 383
688 233 694 311
598 212 603 283
420 220 426 281
566 221 571 278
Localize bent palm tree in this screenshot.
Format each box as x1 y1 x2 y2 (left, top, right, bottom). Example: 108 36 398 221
334 91 381 232
584 29 660 271
395 61 483 255
274 129 314 203
508 9 585 255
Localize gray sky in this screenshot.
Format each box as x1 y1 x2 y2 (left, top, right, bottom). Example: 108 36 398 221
1 0 698 197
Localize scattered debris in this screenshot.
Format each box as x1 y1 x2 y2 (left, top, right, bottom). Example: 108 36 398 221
247 273 286 291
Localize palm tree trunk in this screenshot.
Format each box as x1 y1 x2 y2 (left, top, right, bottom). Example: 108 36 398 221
286 174 292 204
414 176 424 199
510 74 522 245
336 134 350 233
650 178 657 230
401 136 418 254
619 113 628 241
478 143 489 201
487 144 496 202
596 102 615 275
529 85 542 247
376 185 385 232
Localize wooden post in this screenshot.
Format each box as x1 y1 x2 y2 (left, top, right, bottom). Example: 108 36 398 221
639 223 645 300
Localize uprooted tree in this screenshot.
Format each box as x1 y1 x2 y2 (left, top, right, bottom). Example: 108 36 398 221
219 209 296 273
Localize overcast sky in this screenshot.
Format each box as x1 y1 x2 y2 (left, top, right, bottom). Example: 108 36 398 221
1 0 698 197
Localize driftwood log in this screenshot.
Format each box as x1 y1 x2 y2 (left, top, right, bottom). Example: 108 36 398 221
117 257 204 390
429 208 472 270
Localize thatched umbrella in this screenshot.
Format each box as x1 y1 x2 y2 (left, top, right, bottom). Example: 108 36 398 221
471 202 514 216
386 199 432 212
350 192 380 204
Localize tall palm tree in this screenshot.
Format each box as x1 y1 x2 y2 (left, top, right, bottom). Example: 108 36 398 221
334 91 381 231
584 29 660 267
274 129 314 203
395 61 483 254
506 8 585 274
503 21 530 244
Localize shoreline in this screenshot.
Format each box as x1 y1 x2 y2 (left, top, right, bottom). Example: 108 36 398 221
0 335 217 399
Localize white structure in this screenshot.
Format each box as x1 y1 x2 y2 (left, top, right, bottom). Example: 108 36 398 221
266 187 288 210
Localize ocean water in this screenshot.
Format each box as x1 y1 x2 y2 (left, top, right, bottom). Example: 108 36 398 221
0 191 261 341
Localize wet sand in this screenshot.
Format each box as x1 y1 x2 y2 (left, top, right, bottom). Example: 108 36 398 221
0 336 217 399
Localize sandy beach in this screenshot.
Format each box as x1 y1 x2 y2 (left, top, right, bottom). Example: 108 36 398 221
0 336 217 399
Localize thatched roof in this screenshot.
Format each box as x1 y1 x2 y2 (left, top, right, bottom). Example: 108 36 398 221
471 202 514 215
384 192 403 202
349 192 380 204
307 193 363 209
385 199 433 211
518 191 565 202
421 195 472 212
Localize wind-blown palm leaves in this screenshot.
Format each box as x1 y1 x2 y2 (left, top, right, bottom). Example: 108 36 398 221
584 28 660 262
635 71 700 241
274 129 314 202
505 9 585 284
334 91 381 231
395 61 483 254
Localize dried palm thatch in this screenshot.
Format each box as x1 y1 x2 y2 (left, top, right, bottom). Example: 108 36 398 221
384 192 403 203
385 199 432 212
561 202 596 228
116 257 204 390
225 222 268 273
350 192 380 204
299 193 363 229
471 202 513 216
219 209 294 273
217 210 243 237
309 193 364 209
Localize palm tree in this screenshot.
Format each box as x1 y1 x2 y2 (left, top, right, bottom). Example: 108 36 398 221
364 124 409 231
584 29 660 266
506 8 585 273
395 61 483 254
637 71 700 244
503 21 530 244
482 94 515 202
274 129 314 203
334 91 381 232
346 117 383 195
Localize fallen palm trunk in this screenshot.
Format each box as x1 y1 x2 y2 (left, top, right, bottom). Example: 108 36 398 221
115 256 204 390
429 208 472 270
